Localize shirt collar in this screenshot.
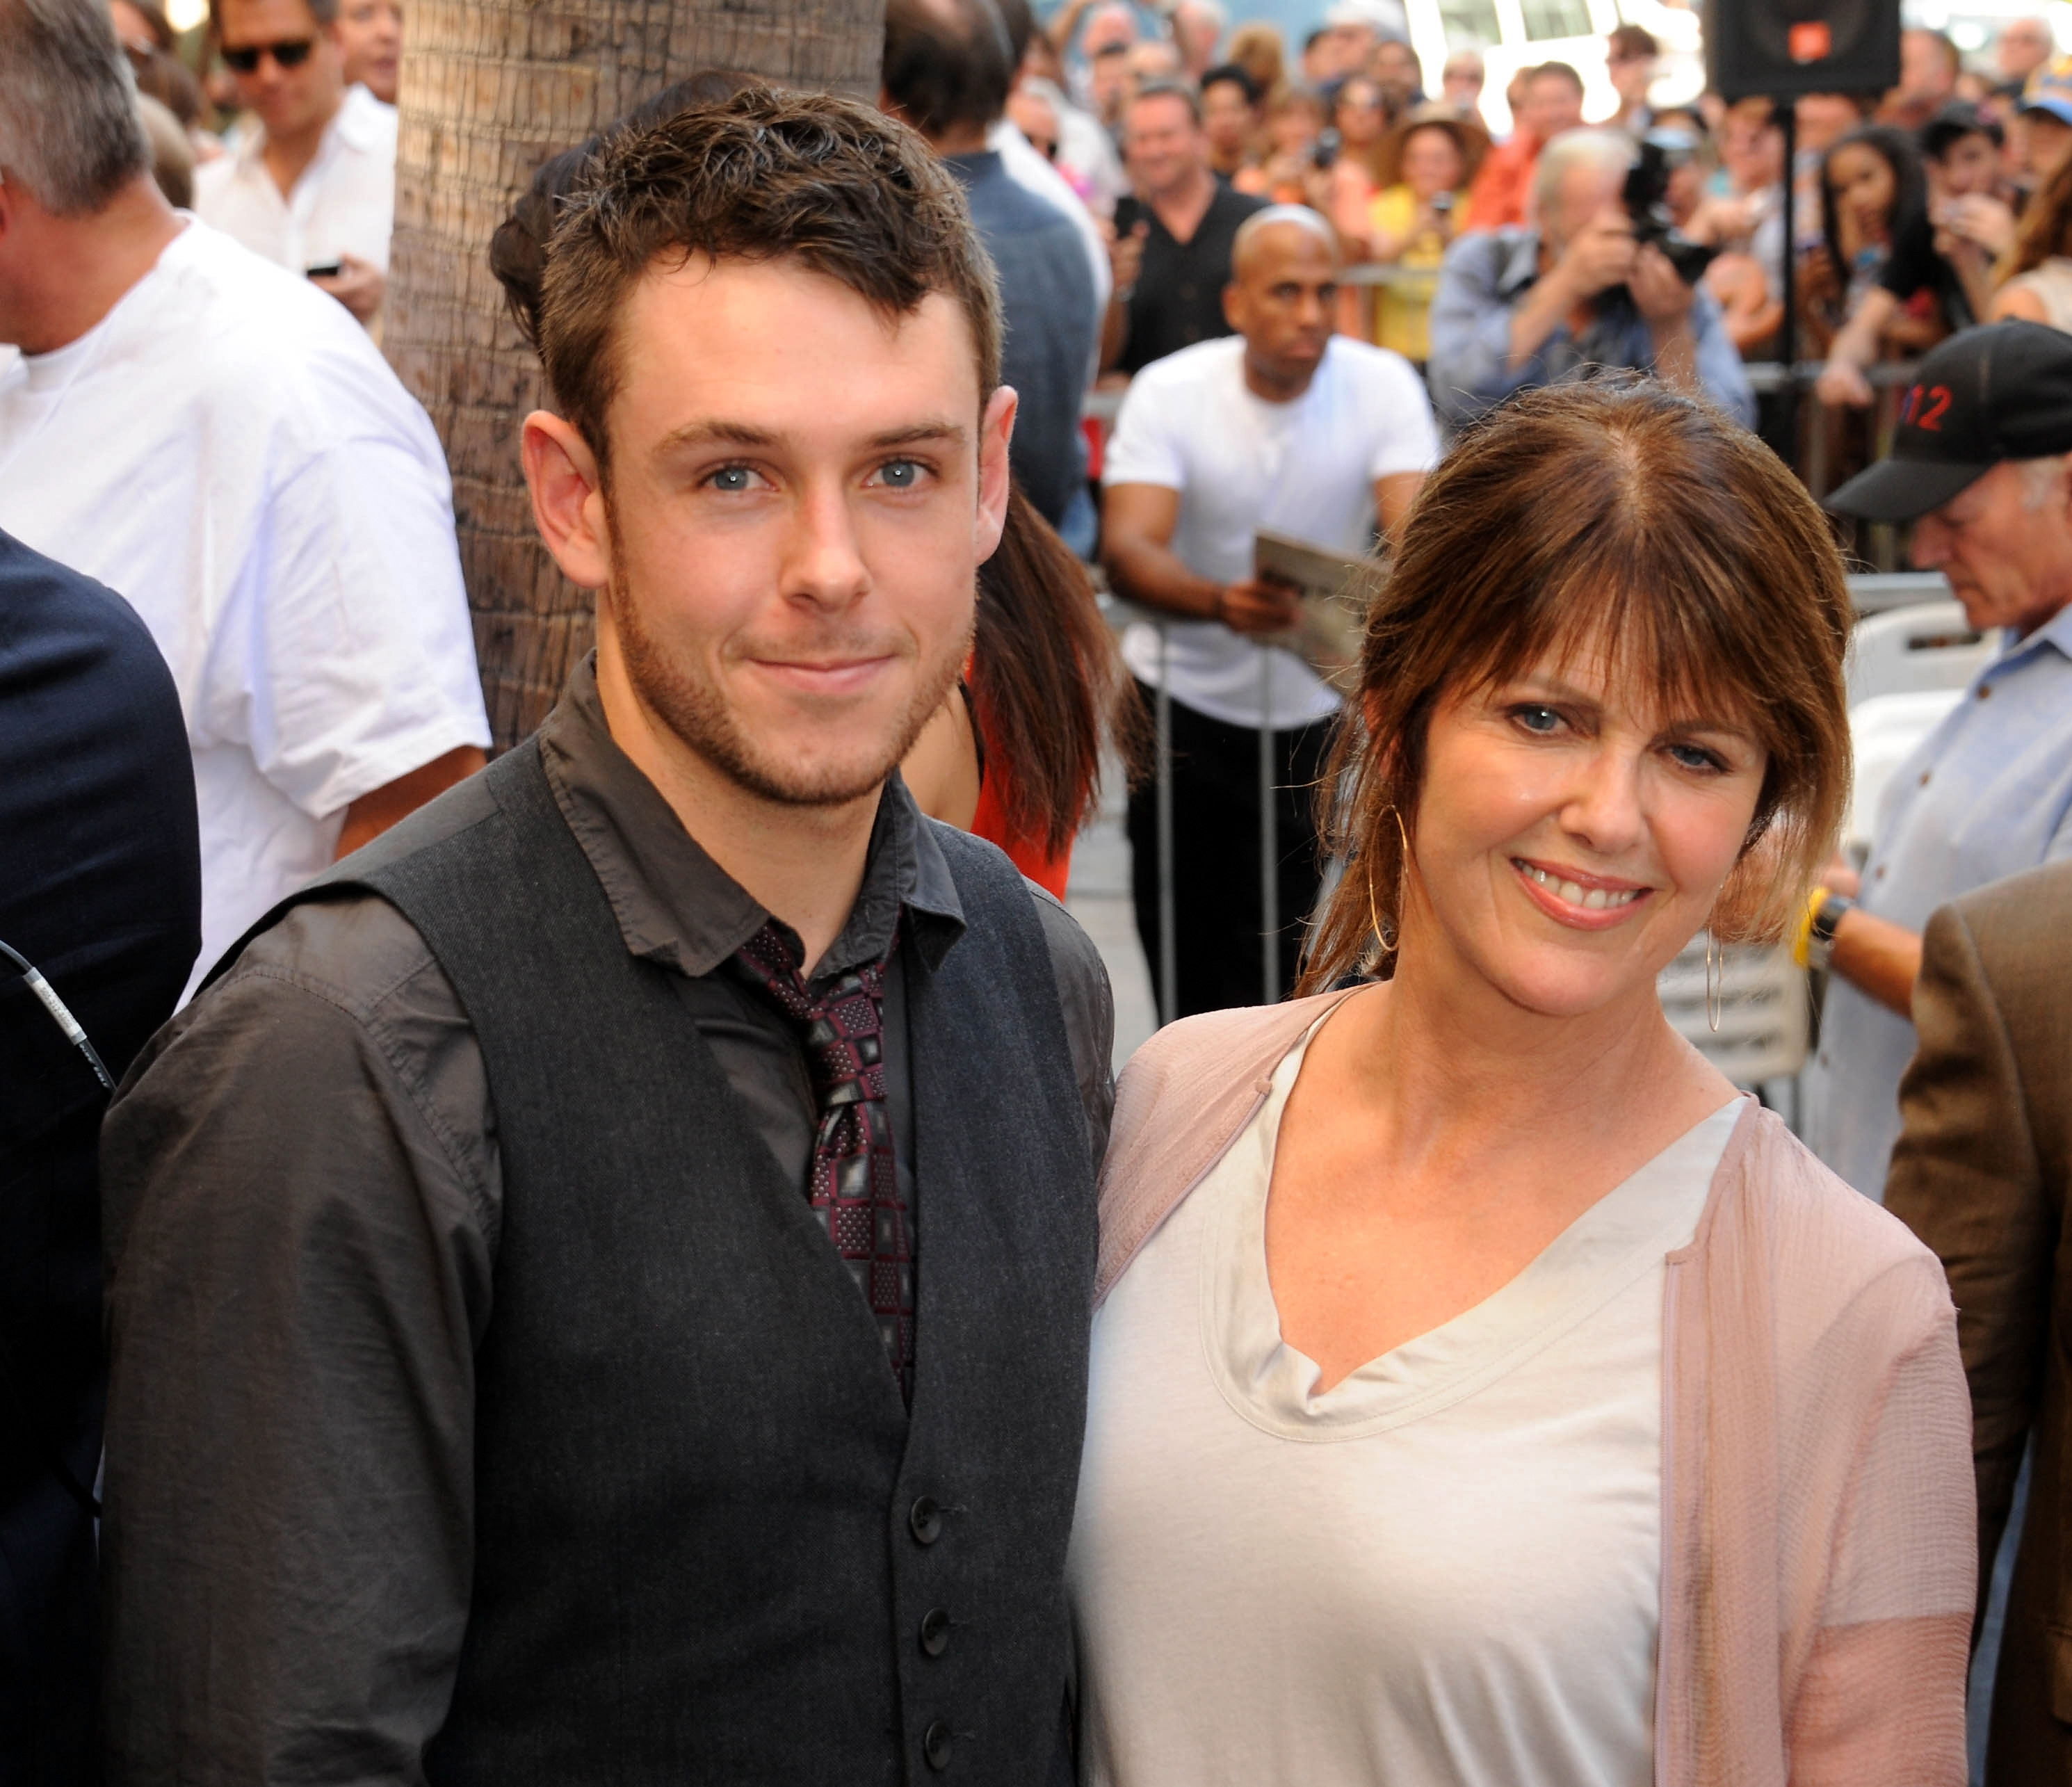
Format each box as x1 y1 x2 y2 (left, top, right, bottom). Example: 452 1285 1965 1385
1494 227 1544 299
944 148 1005 186
334 83 393 149
537 654 965 983
231 88 381 173
2013 597 2072 665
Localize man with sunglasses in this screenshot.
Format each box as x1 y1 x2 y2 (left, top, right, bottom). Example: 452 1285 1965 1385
193 0 393 325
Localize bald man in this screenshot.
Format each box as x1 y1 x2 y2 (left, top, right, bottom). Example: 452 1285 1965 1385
1101 209 1441 1014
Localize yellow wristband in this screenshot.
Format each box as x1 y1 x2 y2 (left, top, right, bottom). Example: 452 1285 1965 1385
1790 885 1828 969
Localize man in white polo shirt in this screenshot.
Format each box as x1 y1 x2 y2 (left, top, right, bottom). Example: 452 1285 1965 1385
1101 205 1439 1016
0 0 487 998
195 0 394 325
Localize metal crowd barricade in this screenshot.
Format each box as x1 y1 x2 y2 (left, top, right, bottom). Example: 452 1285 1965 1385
1104 573 1943 1085
1100 594 1290 1024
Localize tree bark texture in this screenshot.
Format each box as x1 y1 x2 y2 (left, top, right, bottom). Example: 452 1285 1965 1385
386 0 884 746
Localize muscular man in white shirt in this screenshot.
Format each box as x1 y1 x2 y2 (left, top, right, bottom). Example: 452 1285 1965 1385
1100 206 1439 1015
0 0 489 996
194 0 394 325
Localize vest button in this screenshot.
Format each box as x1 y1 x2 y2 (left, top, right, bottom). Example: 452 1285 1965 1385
920 1606 952 1657
909 1496 943 1544
923 1720 954 1770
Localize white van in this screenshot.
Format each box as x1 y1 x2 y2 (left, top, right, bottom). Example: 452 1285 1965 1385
1402 0 1705 137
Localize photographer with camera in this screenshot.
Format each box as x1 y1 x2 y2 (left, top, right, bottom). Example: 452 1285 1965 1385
1427 127 1755 431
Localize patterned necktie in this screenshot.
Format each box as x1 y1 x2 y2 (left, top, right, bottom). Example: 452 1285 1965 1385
735 920 914 1405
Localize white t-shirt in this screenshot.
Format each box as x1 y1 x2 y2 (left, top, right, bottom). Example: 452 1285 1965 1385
1103 334 1439 729
1068 1017 1741 1787
0 220 489 998
194 83 397 275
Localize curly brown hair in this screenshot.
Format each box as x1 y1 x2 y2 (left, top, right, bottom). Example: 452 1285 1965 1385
1298 377 1853 994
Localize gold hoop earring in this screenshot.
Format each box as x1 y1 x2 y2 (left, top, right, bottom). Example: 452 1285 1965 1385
1365 804 1413 959
1704 930 1723 1034
1365 853 1396 957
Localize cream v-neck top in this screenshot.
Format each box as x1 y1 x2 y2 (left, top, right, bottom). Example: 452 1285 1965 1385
1067 1018 1742 1787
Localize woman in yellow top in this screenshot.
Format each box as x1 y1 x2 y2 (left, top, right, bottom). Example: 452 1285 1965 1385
1365 105 1489 364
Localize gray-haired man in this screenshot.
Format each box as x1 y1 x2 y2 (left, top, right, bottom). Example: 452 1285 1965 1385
1427 125 1754 430
0 0 488 997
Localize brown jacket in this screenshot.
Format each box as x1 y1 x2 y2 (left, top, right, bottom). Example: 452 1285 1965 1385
1886 860 2072 1781
1097 990 1976 1786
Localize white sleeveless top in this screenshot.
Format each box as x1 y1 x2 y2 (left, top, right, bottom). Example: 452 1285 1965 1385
1067 1019 1741 1787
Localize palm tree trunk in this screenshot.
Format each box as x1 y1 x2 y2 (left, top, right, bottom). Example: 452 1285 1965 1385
386 0 884 746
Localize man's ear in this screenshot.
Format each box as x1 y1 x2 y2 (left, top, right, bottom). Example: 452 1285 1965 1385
974 383 1018 561
1222 281 1243 332
521 410 613 590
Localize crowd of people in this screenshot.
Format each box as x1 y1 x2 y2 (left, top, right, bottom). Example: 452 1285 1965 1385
6 0 2072 1781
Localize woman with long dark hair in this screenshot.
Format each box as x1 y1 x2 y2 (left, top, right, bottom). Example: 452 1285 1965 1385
1808 126 1946 396
488 84 1131 895
1071 379 1973 1786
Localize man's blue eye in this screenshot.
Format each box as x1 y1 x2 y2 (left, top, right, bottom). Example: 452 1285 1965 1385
711 467 752 492
880 460 920 488
1516 704 1560 732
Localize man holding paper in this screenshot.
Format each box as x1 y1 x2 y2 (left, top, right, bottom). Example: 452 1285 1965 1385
1101 204 1439 1016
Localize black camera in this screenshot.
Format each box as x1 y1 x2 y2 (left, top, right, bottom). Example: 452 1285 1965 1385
1623 135 1719 286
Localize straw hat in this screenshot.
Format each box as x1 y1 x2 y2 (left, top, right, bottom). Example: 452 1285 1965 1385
1374 102 1491 191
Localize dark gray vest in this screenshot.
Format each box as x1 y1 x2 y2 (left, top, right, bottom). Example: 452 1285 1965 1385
282 742 1095 1785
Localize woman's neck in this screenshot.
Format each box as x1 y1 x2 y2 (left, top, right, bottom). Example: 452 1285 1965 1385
1339 916 1724 1178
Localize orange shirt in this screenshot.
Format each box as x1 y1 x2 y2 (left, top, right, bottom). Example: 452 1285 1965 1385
1462 134 1538 233
969 751 1072 898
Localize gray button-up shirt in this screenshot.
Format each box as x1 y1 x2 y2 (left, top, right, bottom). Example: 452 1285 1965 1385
99 658 1115 1783
1425 225 1757 432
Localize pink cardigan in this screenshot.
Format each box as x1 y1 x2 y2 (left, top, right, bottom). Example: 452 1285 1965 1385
1095 991 1977 1787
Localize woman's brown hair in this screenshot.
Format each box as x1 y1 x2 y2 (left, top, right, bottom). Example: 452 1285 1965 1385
2001 147 2072 284
1297 377 1853 995
972 489 1136 858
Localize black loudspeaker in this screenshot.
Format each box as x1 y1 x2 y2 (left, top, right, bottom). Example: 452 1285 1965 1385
1707 0 1901 100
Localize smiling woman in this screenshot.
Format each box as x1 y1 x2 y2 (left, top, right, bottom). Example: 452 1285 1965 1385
1069 380 1976 1787
1302 372 1853 991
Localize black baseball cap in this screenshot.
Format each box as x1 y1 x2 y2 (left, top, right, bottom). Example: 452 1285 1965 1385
1824 322 2072 524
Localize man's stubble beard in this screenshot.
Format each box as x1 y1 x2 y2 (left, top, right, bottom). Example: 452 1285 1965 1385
605 565 973 809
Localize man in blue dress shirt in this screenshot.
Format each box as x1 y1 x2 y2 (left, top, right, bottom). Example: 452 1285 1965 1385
1813 323 2072 1199
1426 125 1754 433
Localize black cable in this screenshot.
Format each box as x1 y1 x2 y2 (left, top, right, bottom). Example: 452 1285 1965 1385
0 935 113 1090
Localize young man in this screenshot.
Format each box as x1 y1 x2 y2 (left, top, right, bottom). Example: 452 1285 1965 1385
194 0 394 323
1101 205 1437 1015
1103 81 1268 373
0 0 486 998
100 88 1112 1785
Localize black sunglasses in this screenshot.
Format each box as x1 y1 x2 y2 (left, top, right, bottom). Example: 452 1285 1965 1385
221 37 315 72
